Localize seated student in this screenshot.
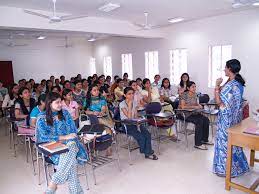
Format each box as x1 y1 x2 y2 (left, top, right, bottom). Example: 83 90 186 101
178 73 190 96
60 75 65 86
98 75 110 97
31 83 44 102
123 73 130 87
120 87 158 160
15 87 36 125
29 79 35 88
30 94 46 127
81 79 89 94
36 92 88 194
110 75 120 95
63 80 71 90
72 80 86 109
105 75 112 86
55 78 63 89
45 80 53 94
152 74 161 88
179 81 212 150
85 84 113 156
2 83 19 109
62 89 79 128
41 79 47 92
114 78 125 102
141 78 161 103
160 78 179 110
129 80 145 108
51 86 61 94
85 84 114 129
25 81 33 93
136 78 143 91
0 80 8 98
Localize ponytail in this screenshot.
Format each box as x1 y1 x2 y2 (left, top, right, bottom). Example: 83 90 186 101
235 73 245 86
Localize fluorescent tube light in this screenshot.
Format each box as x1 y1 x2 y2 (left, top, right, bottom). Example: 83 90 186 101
98 3 120 12
168 17 184 23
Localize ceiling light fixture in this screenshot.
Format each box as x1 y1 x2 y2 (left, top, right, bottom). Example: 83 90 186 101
232 0 244 8
253 0 259 6
37 36 46 40
168 17 184 23
98 3 120 12
88 37 96 42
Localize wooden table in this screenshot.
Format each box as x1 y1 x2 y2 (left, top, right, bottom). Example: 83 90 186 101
226 117 259 194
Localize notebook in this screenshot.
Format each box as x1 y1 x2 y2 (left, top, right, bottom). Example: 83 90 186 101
243 128 259 136
39 141 69 154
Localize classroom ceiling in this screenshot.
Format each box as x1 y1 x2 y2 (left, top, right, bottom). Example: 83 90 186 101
0 0 255 26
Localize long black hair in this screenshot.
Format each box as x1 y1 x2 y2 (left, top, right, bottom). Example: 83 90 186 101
179 73 190 88
37 94 46 106
62 88 72 100
8 83 18 100
226 59 245 86
161 78 171 89
86 83 102 109
142 78 150 90
45 92 64 126
15 86 35 115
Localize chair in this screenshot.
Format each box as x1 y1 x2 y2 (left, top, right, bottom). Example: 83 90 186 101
78 114 120 185
145 102 176 154
110 106 141 165
174 109 196 148
36 144 89 190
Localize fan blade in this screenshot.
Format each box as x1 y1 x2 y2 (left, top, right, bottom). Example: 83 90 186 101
14 44 28 47
60 14 88 21
133 22 145 28
24 9 50 19
151 23 172 29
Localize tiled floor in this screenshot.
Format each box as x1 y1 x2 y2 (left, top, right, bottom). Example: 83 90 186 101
1 118 258 194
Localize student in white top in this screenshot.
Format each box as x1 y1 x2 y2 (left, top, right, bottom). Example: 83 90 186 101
2 83 19 109
141 78 161 103
152 74 161 88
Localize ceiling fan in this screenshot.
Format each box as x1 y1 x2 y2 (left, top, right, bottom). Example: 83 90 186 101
24 0 88 23
0 35 28 47
56 36 73 48
133 12 157 30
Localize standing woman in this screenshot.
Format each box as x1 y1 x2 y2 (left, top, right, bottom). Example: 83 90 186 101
36 92 88 194
213 59 249 177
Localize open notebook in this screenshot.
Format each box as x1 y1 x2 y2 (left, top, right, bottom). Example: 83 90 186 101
39 141 69 154
243 127 259 136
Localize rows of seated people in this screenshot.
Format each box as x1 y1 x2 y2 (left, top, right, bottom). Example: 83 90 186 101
0 72 212 151
0 72 213 193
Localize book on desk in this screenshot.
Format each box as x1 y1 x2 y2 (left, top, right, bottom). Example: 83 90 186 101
243 127 259 136
39 141 69 155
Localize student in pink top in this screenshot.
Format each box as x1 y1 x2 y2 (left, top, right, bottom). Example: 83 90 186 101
62 88 79 128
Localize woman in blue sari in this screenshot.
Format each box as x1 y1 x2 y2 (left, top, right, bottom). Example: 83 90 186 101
213 59 249 177
36 92 88 194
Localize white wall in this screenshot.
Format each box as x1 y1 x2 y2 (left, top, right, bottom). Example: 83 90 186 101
0 38 93 82
93 9 259 109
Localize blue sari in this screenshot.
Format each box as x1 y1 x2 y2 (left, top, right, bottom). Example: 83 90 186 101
36 109 88 165
213 79 249 177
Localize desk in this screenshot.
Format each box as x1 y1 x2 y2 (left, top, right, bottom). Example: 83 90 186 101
226 118 259 194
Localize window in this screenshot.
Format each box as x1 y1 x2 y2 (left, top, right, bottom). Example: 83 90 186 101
121 53 133 79
103 56 112 77
170 49 188 85
145 51 159 80
89 57 96 75
208 45 232 87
